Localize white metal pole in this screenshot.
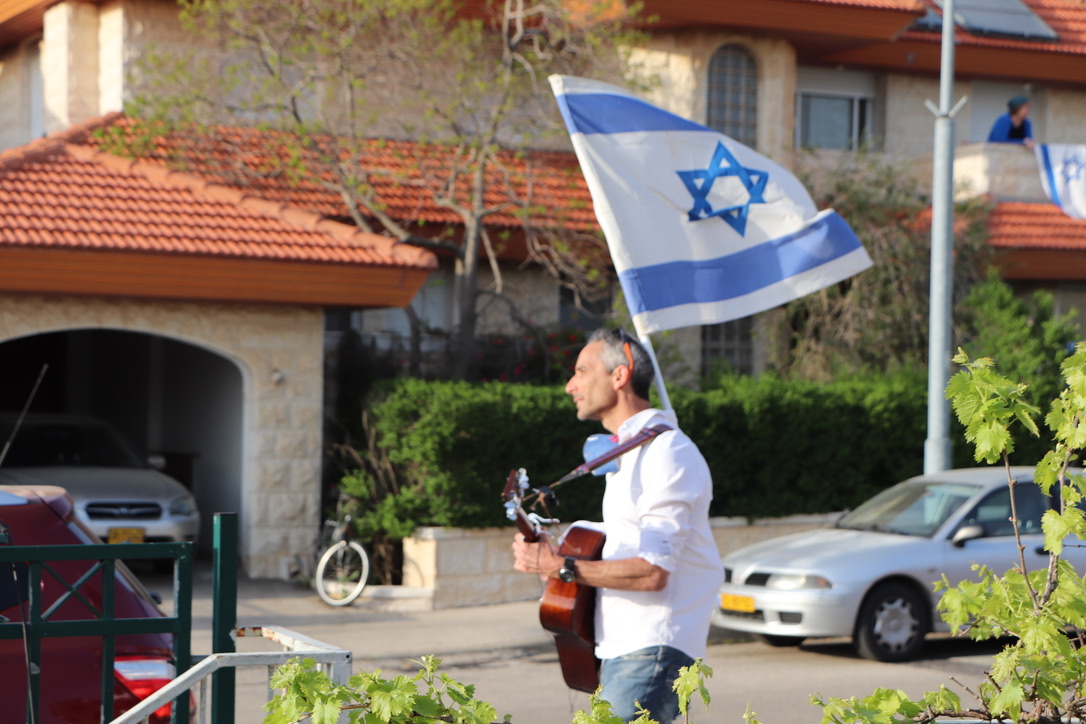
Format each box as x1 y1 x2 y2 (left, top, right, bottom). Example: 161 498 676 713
924 0 961 474
637 333 674 412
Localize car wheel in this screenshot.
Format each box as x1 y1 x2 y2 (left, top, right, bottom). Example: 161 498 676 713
854 582 928 662
754 634 806 647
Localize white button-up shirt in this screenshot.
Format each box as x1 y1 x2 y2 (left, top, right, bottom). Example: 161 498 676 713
594 408 723 661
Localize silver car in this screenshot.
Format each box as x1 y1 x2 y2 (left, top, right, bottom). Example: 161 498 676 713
0 414 200 548
714 467 1085 662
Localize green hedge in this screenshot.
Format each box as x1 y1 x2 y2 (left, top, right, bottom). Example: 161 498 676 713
671 375 928 519
361 373 951 529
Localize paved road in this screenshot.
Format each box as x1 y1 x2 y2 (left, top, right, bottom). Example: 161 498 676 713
138 564 998 724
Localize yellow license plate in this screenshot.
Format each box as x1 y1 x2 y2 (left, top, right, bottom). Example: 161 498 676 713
107 527 146 544
720 593 756 613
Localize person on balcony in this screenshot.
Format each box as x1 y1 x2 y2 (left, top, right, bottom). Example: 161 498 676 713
987 95 1034 149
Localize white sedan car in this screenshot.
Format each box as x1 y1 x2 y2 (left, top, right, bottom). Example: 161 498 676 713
714 467 1084 662
0 414 200 548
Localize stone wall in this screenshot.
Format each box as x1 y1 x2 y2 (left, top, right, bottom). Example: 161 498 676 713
630 30 796 163
0 293 324 578
881 74 942 158
401 513 838 609
0 41 39 150
952 142 1046 202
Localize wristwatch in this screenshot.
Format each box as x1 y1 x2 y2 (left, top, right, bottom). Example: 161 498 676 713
557 556 577 583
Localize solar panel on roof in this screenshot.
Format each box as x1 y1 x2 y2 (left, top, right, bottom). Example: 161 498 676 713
911 7 943 31
931 0 1058 41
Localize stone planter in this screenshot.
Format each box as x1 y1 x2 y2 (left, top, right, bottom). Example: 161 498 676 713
393 512 840 610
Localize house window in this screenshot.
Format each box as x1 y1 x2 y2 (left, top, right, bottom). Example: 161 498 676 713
27 38 43 140
797 94 873 150
707 45 758 148
795 67 877 151
559 286 611 331
700 317 754 378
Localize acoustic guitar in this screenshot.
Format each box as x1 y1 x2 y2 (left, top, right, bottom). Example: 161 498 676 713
502 424 671 692
503 468 605 693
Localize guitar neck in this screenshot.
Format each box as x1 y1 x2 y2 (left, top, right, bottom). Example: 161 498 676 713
511 505 540 543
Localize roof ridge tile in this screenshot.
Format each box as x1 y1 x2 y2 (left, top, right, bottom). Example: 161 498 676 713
274 204 318 231
0 113 124 171
237 196 285 220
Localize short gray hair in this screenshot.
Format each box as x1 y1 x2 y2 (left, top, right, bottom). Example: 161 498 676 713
587 328 654 400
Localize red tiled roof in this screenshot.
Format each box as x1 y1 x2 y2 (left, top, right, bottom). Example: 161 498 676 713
0 116 437 270
988 201 1086 250
803 0 923 8
77 116 599 238
987 200 1086 281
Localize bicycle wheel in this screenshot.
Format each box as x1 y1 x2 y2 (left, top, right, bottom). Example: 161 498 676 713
315 540 370 606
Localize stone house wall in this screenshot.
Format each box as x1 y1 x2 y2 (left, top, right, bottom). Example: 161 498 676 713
0 293 324 578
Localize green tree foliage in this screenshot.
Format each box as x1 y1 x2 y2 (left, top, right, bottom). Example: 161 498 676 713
781 152 992 379
817 347 1086 724
264 656 715 723
954 271 1079 465
957 270 1079 417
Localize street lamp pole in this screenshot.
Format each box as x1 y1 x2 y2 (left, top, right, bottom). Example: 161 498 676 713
924 0 967 474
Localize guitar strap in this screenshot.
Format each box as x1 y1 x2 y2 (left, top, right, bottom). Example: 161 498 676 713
551 423 673 487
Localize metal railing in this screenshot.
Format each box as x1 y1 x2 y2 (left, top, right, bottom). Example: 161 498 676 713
1 512 350 724
108 625 352 724
0 539 193 724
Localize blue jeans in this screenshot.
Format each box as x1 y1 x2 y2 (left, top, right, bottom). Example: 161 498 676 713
598 646 694 723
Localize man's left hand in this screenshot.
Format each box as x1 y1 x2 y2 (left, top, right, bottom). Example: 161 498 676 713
512 533 562 580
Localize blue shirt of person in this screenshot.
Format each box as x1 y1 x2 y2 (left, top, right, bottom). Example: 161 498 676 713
988 95 1034 148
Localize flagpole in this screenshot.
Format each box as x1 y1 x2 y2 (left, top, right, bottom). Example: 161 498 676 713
637 333 674 412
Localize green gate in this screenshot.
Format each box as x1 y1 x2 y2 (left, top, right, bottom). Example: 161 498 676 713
0 535 196 723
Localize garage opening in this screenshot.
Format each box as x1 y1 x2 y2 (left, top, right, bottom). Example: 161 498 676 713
0 329 243 554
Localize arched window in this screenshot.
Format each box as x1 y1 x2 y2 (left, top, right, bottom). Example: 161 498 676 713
703 45 759 376
707 44 758 148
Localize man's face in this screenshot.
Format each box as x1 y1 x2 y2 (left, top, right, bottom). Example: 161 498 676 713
1012 103 1030 122
565 340 618 422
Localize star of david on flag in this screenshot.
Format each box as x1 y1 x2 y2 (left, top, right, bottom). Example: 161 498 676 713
677 142 768 233
1037 144 1086 220
549 75 873 336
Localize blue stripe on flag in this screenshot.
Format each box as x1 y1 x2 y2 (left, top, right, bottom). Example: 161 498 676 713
1039 145 1062 209
618 212 863 315
556 92 709 136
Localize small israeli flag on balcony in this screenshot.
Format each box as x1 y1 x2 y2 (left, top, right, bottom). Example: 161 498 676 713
1037 144 1086 220
550 75 872 335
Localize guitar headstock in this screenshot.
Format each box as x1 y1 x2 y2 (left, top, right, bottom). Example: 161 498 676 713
501 468 528 503
502 468 542 542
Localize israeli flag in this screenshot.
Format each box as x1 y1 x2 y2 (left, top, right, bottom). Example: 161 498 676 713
1036 144 1086 220
550 75 873 335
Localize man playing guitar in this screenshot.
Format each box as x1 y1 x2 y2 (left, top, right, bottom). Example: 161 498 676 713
512 328 722 723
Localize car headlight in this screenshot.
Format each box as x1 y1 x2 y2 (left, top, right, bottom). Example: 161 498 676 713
168 495 198 517
765 573 832 590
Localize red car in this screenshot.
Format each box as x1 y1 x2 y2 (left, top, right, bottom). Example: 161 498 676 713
0 484 179 724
